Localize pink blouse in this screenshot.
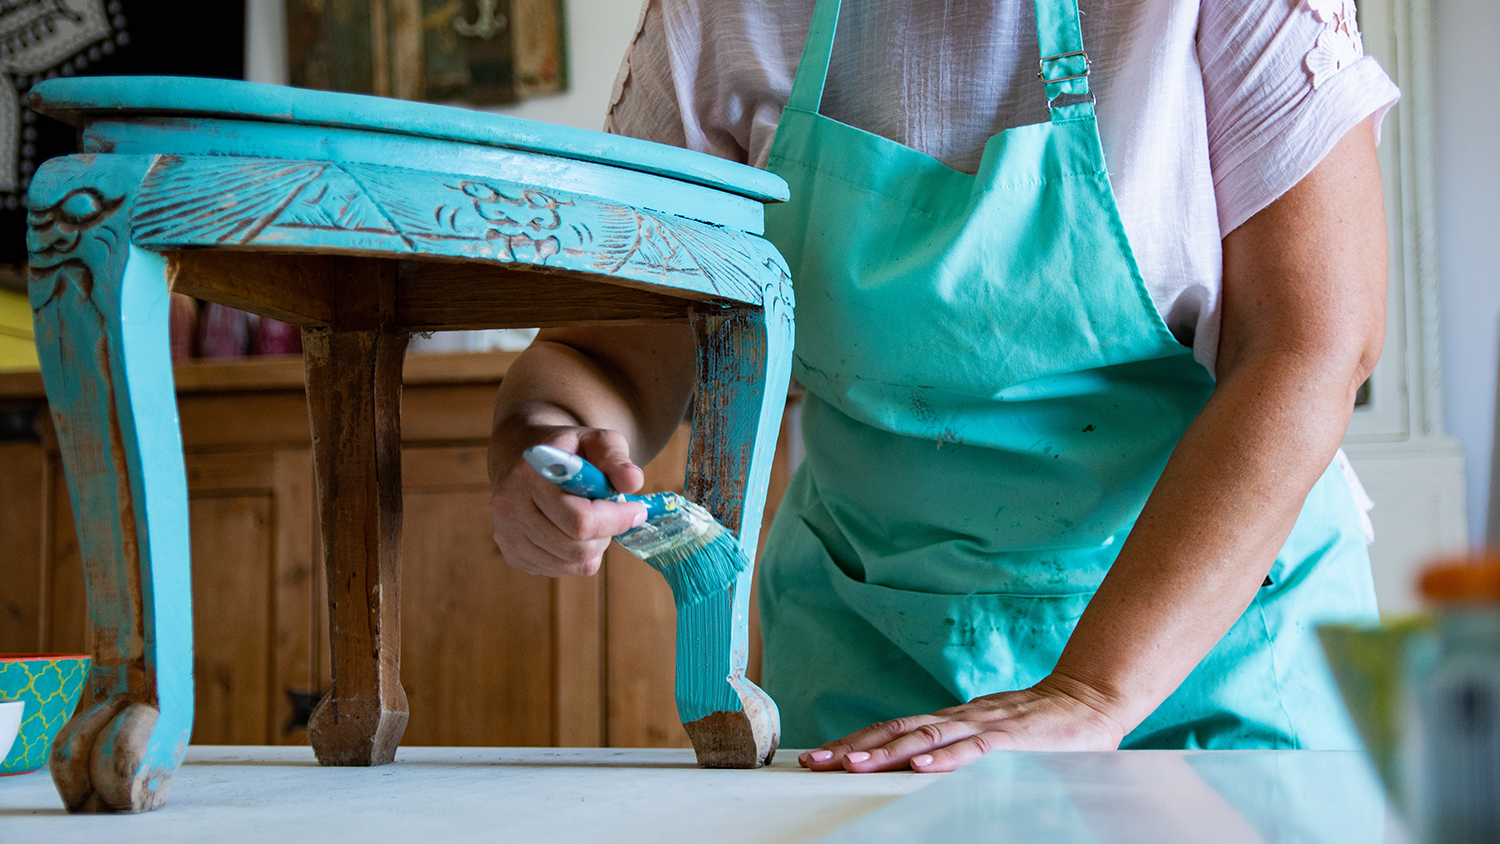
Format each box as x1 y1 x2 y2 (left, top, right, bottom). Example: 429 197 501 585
604 0 1399 374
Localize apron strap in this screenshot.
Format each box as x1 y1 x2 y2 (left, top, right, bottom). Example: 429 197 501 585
786 0 1093 115
785 0 843 114
1036 0 1093 104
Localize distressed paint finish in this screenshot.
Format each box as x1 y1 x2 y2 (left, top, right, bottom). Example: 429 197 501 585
29 76 789 203
27 153 194 812
670 266 795 768
27 75 794 803
84 117 765 234
127 155 777 306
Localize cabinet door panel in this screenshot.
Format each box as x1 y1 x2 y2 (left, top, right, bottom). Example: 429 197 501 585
0 442 46 651
189 494 274 744
400 446 559 746
184 450 319 746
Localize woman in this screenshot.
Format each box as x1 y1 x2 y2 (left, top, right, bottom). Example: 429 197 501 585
488 0 1397 772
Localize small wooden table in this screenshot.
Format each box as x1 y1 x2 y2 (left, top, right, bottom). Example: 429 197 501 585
25 76 793 813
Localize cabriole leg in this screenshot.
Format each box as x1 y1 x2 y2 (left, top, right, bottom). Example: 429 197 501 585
676 275 793 768
304 259 409 766
29 154 193 813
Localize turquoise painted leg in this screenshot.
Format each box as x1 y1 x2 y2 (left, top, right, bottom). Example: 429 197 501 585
28 154 193 812
676 266 793 768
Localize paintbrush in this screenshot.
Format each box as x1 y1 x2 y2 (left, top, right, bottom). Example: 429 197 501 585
523 444 751 601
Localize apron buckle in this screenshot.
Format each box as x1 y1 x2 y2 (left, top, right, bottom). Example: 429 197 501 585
1037 50 1091 84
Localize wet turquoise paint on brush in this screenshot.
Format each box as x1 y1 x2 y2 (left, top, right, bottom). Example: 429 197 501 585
525 445 750 721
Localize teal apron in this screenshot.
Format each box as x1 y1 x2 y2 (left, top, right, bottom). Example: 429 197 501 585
758 0 1379 749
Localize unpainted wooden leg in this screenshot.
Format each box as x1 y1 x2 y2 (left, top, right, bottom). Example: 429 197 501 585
304 259 409 766
677 271 794 769
29 154 194 812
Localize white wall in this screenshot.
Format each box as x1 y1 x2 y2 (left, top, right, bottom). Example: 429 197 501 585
481 0 642 130
245 0 642 129
1433 0 1500 548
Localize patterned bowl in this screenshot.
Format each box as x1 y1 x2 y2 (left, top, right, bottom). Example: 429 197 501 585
0 654 90 775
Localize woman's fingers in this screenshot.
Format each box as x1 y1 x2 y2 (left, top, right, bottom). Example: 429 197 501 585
797 684 1125 773
577 428 646 494
797 714 948 771
839 719 990 772
490 429 648 577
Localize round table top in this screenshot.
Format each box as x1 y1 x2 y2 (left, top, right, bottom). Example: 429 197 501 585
28 76 788 205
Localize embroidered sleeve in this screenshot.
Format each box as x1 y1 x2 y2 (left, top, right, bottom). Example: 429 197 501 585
1199 0 1399 236
1304 0 1366 89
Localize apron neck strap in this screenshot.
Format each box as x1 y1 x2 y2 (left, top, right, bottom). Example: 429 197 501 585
785 0 843 114
785 0 1094 115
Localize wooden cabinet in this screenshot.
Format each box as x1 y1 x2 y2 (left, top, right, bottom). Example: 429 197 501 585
0 351 792 749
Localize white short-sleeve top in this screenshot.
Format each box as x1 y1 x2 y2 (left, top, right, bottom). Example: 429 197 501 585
604 0 1399 374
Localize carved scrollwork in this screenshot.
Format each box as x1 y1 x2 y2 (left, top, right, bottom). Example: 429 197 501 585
26 156 145 312
132 156 779 307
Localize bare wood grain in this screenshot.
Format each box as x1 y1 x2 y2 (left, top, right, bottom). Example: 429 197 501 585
399 446 555 746
305 258 410 766
44 459 89 656
168 251 336 327
401 383 500 443
555 574 604 747
188 488 273 744
396 262 699 332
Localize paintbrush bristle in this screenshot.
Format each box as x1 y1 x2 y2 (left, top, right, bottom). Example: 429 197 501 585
616 495 752 602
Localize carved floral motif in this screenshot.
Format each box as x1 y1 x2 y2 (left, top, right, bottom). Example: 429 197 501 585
131 157 777 306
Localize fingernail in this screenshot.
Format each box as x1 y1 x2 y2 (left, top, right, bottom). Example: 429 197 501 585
846 751 870 764
912 754 933 768
808 750 833 763
632 509 647 527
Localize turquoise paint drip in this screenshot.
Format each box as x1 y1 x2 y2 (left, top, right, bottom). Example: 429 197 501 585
673 584 746 722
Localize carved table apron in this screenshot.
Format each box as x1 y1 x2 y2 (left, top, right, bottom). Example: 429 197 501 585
24 76 793 813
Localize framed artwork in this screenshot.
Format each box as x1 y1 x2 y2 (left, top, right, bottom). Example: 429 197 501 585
287 0 567 106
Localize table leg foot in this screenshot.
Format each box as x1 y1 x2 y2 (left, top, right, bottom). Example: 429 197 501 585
682 675 779 768
50 700 172 813
674 295 792 769
308 688 410 767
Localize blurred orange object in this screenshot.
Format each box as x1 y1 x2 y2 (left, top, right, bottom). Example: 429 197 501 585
1420 553 1500 603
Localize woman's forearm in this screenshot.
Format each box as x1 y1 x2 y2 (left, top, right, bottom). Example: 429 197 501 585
1050 344 1366 731
487 323 697 487
1050 117 1388 734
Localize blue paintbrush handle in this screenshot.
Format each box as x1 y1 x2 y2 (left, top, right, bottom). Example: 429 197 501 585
523 444 676 519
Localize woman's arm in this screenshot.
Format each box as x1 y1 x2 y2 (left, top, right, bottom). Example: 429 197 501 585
488 322 697 576
801 116 1387 772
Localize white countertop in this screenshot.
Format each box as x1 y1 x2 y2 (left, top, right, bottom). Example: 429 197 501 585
0 746 1409 843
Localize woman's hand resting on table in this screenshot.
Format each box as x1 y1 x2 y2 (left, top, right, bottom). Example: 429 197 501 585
797 672 1128 773
489 425 649 578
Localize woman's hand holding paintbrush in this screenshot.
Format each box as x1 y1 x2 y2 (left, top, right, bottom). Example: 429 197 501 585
489 427 651 577
487 324 700 579
523 444 753 598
